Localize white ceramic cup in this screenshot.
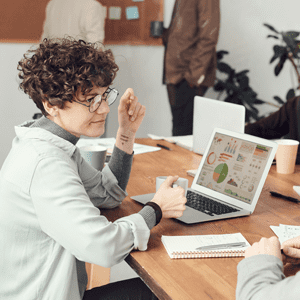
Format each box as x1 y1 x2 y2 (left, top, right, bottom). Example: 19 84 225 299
275 139 299 174
80 145 107 171
156 176 188 196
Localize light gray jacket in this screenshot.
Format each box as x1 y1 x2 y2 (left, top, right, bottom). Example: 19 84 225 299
0 119 153 300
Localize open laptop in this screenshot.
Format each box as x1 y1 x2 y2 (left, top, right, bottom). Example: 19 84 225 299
193 96 246 155
131 128 278 224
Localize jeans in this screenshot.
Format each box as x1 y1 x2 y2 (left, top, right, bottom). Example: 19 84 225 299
167 79 208 136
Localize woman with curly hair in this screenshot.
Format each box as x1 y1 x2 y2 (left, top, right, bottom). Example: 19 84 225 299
0 38 186 300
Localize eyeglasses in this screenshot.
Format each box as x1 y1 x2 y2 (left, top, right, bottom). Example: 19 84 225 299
74 87 119 113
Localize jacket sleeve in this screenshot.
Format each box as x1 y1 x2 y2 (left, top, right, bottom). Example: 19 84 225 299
80 0 105 44
73 147 127 209
30 155 150 268
236 255 300 300
245 98 297 139
186 0 220 85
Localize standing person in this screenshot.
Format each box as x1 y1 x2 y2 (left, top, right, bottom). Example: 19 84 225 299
41 0 106 44
0 37 186 300
236 235 300 299
163 0 220 136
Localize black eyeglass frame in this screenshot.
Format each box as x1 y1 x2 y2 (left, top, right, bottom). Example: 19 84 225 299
73 87 119 113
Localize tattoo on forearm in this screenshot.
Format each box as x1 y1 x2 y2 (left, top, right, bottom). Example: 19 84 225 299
120 134 129 145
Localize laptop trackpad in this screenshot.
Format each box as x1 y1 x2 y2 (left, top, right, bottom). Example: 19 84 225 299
131 193 155 205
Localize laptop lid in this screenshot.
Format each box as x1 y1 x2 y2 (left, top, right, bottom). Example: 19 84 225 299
193 96 245 155
190 128 278 213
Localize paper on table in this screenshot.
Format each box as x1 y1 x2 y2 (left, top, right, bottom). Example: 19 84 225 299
270 224 300 244
77 137 160 155
148 133 193 150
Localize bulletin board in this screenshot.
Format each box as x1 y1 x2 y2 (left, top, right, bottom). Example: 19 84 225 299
0 0 164 46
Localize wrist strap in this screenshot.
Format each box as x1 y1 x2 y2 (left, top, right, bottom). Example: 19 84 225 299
145 202 162 226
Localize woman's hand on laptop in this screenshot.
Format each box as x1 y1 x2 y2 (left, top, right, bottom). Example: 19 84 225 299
282 236 300 265
151 176 187 219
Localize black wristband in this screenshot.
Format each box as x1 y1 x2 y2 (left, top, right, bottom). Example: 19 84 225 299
145 202 162 226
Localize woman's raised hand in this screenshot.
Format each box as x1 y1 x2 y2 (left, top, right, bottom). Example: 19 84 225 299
118 88 146 134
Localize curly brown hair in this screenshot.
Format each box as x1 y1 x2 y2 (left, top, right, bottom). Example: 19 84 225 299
18 37 119 116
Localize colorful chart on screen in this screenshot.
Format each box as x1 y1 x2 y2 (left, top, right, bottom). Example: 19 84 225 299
213 163 228 183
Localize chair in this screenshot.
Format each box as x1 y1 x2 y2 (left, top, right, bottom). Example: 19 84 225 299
85 263 110 290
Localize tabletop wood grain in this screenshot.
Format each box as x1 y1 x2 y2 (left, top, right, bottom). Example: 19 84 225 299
103 138 300 300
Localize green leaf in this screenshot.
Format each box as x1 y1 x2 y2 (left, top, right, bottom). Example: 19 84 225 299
274 53 287 76
213 81 226 92
236 70 249 77
217 62 233 74
216 50 229 60
254 99 266 105
263 23 279 34
273 96 285 105
267 35 279 39
285 31 300 39
286 88 295 100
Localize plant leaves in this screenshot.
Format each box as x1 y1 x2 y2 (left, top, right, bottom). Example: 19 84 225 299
213 81 226 92
237 76 249 89
263 23 279 34
267 35 279 39
216 50 229 60
236 70 249 77
274 53 287 76
285 31 300 39
217 62 233 74
273 96 285 105
286 88 295 100
254 99 266 105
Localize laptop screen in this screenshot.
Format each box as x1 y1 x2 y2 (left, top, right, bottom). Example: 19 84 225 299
196 132 273 205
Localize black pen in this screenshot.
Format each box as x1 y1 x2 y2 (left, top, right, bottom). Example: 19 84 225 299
270 191 300 203
157 143 172 151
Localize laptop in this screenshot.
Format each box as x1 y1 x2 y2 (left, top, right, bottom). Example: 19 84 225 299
131 128 278 224
193 96 246 155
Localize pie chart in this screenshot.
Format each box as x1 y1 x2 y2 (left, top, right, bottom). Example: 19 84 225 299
213 163 228 183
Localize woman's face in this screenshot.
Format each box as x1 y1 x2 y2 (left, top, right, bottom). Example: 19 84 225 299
49 85 110 138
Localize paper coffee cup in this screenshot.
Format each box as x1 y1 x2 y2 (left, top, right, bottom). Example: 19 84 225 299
156 176 188 196
80 145 107 171
275 139 299 174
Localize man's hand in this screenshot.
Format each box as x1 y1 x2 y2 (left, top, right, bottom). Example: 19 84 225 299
282 236 300 265
245 236 282 260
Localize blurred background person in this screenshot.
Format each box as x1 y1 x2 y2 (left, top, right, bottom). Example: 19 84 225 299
41 0 106 44
245 95 300 164
163 0 220 136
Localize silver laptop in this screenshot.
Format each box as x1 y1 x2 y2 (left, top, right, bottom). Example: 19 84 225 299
132 128 278 224
193 96 246 155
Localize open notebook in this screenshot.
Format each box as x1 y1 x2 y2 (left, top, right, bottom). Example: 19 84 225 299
162 233 250 259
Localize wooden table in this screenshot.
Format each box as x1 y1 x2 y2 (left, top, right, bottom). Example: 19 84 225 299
103 138 300 300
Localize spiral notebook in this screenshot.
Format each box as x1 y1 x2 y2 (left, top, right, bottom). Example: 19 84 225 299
161 233 250 259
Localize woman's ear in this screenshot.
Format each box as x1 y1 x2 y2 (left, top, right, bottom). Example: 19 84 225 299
42 100 58 117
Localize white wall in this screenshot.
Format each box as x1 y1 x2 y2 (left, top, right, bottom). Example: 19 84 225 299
1 0 299 168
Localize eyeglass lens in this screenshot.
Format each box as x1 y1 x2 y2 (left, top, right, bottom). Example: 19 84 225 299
90 88 118 112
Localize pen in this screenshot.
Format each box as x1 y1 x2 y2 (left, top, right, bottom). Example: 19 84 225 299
195 242 247 251
270 191 300 203
157 143 172 151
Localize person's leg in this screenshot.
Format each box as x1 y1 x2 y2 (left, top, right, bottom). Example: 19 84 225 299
82 278 158 300
167 80 208 136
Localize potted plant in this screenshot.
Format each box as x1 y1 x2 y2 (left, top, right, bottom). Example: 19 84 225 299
213 50 279 122
263 23 300 104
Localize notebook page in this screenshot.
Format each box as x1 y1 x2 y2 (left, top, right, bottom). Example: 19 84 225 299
162 233 249 257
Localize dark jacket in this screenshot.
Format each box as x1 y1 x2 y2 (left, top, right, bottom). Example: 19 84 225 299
245 96 300 164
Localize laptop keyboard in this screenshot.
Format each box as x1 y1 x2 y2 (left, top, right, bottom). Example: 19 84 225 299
186 190 239 216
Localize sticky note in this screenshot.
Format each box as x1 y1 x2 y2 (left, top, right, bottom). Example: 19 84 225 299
126 6 139 20
109 7 121 20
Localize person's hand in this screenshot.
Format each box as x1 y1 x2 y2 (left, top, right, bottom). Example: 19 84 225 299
244 236 282 261
281 236 300 265
118 88 145 134
151 176 186 219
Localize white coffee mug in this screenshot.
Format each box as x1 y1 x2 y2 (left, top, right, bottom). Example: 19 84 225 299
156 176 188 196
80 145 107 171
